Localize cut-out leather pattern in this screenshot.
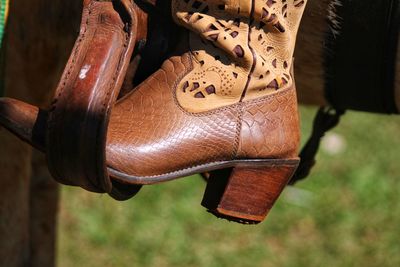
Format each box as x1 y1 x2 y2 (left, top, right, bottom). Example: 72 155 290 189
172 0 307 112
173 0 253 112
245 0 307 101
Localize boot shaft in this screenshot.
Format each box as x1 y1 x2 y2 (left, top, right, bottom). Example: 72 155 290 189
172 0 307 112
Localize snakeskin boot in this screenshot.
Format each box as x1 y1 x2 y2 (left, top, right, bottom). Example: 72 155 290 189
104 0 307 223
0 0 307 224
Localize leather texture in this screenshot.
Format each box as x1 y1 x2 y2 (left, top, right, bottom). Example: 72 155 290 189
46 0 137 193
246 0 306 101
237 87 300 159
172 0 307 112
107 54 240 177
106 55 300 179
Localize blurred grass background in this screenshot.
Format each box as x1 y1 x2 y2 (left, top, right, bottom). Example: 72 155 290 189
58 106 400 267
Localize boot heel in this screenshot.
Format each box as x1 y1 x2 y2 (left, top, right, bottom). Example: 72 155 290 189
201 159 299 224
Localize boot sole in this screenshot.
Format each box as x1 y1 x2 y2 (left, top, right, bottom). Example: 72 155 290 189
109 158 299 224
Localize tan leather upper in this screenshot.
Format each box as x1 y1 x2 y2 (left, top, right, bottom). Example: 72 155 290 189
172 0 307 112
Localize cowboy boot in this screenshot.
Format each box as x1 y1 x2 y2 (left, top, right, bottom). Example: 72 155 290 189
0 0 307 224
103 0 307 223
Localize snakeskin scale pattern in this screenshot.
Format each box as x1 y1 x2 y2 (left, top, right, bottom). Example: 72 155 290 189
107 55 239 177
237 87 300 158
106 54 299 178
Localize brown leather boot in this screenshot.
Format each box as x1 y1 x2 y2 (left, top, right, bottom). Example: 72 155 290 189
105 0 306 223
0 0 307 224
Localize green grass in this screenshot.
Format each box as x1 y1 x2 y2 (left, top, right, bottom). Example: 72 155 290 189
58 107 400 267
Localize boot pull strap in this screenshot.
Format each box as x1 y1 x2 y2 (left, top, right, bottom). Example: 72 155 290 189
46 0 137 193
289 106 345 185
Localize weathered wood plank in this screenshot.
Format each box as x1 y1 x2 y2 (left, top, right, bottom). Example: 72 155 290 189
0 0 79 266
